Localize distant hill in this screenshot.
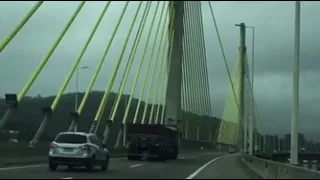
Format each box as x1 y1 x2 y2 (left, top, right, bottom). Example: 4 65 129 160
0 91 222 142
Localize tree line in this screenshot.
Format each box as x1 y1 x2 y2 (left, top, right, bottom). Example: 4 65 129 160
0 91 221 142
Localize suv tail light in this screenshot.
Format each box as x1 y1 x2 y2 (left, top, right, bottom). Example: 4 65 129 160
50 142 58 149
82 145 92 154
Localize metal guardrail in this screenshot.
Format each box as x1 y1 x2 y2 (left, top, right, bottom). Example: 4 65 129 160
254 152 320 171
241 154 320 179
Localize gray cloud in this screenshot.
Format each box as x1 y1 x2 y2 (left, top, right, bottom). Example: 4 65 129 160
1 1 320 141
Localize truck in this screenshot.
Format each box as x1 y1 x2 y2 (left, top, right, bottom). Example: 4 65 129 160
126 123 180 161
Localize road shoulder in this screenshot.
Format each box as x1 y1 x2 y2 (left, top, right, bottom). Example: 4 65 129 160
190 154 262 179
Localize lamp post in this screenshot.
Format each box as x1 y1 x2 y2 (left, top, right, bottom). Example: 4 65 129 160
74 65 89 132
246 25 255 155
290 1 300 165
75 66 89 111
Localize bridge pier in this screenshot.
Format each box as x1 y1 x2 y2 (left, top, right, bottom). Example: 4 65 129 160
69 112 79 132
0 94 18 131
114 128 123 148
101 119 113 145
164 1 184 127
29 107 52 147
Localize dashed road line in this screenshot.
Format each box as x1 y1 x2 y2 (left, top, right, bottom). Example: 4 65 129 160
130 164 143 168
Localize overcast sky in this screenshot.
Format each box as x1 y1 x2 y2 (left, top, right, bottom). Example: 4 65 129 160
0 1 319 141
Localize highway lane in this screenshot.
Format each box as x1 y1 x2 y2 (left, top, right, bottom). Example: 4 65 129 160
0 152 257 179
191 153 261 179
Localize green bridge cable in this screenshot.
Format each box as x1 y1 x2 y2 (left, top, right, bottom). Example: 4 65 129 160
208 0 243 144
122 1 161 125
159 2 175 125
182 2 191 115
147 4 172 124
93 1 143 125
182 2 193 115
208 1 241 120
147 17 170 124
108 1 151 120
52 2 111 111
154 37 170 124
244 59 260 148
190 1 204 116
135 3 170 124
77 2 129 115
185 2 199 116
109 2 152 121
138 2 168 124
29 2 88 144
190 2 204 116
195 1 211 140
17 2 86 104
194 2 209 116
179 3 188 114
181 63 186 113
160 21 175 125
0 1 44 53
187 1 200 117
154 3 174 124
108 2 151 120
198 2 213 117
130 2 164 124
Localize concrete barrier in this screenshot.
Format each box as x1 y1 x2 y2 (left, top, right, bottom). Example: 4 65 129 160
241 154 320 179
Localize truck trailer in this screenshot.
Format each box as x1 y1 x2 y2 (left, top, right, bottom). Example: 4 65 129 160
126 123 180 161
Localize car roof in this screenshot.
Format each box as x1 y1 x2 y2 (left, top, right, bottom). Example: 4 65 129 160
57 132 96 137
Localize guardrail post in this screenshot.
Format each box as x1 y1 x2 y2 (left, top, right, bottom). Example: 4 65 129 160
102 119 113 145
69 112 79 132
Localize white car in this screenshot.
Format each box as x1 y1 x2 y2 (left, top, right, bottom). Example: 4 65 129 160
229 148 235 154
48 132 110 172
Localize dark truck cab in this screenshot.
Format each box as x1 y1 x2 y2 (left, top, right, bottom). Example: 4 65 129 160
126 123 180 161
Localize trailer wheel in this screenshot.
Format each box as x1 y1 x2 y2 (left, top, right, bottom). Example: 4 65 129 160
128 155 141 161
172 147 178 160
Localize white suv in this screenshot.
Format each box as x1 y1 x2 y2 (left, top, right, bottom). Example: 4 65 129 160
48 132 109 172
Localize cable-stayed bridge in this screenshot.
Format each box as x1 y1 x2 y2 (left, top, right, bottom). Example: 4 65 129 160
0 1 318 179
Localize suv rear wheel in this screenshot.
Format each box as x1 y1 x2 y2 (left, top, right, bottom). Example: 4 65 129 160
85 158 95 172
101 155 109 171
49 163 58 171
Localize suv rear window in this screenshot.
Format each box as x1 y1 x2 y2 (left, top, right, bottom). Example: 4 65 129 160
55 134 87 144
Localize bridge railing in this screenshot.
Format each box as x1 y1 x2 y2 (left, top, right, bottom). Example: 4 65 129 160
241 154 320 179
254 152 320 171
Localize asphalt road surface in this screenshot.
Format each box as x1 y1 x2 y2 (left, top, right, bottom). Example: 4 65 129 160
0 152 261 179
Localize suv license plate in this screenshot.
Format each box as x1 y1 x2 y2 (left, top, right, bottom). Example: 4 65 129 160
64 148 73 152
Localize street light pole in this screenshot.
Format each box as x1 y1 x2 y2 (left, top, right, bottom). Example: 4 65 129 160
75 67 79 112
291 1 300 165
74 65 89 132
246 26 255 155
235 23 246 153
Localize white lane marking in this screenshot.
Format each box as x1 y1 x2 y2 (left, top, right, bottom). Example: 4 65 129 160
62 177 73 179
186 155 225 179
130 164 142 168
0 164 46 171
